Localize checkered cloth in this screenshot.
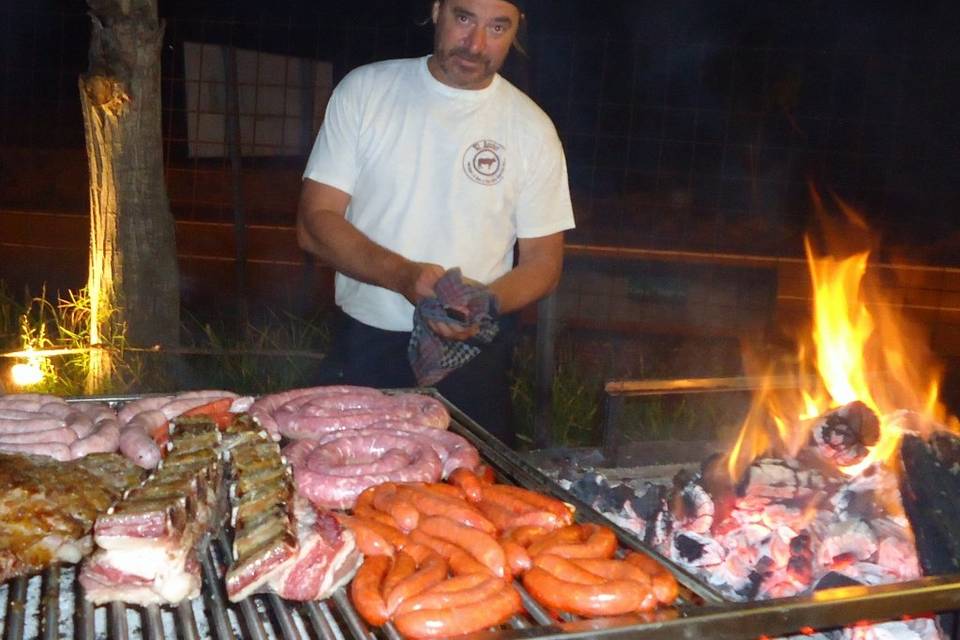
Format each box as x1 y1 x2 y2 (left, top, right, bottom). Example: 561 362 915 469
408 268 500 387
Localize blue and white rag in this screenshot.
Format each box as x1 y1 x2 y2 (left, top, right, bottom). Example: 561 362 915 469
408 268 499 387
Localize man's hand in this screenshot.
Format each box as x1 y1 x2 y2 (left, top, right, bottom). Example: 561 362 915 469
406 262 446 304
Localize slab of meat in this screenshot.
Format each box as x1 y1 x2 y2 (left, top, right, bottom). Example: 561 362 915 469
269 497 362 601
80 420 226 605
0 452 144 582
222 416 360 601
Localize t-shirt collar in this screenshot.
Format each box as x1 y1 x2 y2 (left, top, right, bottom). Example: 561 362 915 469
419 55 500 99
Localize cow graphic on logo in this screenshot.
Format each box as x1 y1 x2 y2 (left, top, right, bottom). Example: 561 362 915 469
463 139 505 186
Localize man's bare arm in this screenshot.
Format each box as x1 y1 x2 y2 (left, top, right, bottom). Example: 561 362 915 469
296 179 443 303
487 232 565 315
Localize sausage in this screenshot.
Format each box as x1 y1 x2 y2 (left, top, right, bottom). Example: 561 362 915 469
395 485 496 534
350 555 391 627
417 516 506 578
522 564 651 617
372 484 421 532
501 525 550 548
407 530 493 577
0 425 76 445
385 423 479 477
0 416 64 434
569 558 658 612
393 575 501 615
447 467 485 502
474 498 516 531
501 540 532 575
309 447 413 477
158 395 235 420
251 386 385 437
0 441 73 461
392 581 522 639
624 552 679 605
285 434 443 510
117 395 172 424
118 412 164 469
380 549 418 599
528 524 618 560
354 504 405 529
482 485 573 525
384 549 448 615
337 514 396 557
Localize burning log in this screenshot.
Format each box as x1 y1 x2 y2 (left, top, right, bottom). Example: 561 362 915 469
898 431 960 575
811 401 880 467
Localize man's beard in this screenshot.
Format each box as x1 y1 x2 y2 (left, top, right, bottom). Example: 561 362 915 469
435 46 493 85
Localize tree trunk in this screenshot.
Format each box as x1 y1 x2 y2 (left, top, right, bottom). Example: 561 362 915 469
80 0 179 393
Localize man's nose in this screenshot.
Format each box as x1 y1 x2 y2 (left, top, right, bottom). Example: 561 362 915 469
466 25 486 53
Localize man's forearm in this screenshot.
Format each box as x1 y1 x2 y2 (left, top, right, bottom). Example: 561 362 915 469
488 260 563 315
297 208 419 300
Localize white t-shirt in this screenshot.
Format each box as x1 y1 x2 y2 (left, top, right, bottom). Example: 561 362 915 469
303 56 575 331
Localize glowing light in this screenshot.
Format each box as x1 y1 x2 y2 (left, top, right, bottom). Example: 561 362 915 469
11 359 44 387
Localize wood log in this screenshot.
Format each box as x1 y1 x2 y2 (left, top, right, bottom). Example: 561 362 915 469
898 431 960 575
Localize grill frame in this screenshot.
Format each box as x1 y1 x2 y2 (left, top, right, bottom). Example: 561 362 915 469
2 391 960 639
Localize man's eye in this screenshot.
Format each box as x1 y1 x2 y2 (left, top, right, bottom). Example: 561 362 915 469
491 24 505 34
456 14 469 24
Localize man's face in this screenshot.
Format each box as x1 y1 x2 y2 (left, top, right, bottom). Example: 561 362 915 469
429 0 521 90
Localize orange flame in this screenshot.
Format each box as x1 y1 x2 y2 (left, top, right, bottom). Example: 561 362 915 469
729 198 958 481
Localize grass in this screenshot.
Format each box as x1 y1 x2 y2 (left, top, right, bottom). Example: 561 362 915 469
0 283 333 397
509 333 604 448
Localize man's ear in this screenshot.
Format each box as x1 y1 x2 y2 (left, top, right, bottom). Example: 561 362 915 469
431 1 440 24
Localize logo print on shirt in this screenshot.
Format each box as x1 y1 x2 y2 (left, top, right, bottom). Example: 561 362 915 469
463 139 505 186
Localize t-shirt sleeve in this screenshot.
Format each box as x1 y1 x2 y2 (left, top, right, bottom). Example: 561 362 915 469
515 122 576 238
302 71 363 194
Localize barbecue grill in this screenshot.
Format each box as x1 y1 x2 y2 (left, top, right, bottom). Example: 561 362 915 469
2 392 960 639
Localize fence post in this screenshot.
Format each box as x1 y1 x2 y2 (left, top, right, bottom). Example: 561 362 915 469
222 45 247 324
533 291 557 449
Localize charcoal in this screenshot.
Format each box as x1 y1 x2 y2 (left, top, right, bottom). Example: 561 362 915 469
787 533 814 584
899 431 960 575
557 462 583 485
811 400 880 467
671 481 714 534
568 471 607 505
813 571 863 590
595 482 636 514
738 556 775 601
671 531 723 567
628 482 666 521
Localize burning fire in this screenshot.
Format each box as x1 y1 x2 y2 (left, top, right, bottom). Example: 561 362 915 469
729 202 958 480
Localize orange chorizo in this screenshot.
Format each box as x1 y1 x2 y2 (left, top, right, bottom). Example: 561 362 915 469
397 485 496 534
522 567 650 617
384 550 448 615
447 468 485 502
483 485 573 524
528 524 618 560
417 516 507 578
350 555 391 627
392 581 522 639
372 483 420 532
336 514 395 557
624 551 679 605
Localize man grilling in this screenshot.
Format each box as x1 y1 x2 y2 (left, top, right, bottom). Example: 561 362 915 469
296 0 574 447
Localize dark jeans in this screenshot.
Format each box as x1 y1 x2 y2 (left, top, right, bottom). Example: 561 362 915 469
323 311 518 448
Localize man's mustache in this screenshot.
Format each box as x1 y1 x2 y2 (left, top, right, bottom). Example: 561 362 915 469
448 48 488 65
